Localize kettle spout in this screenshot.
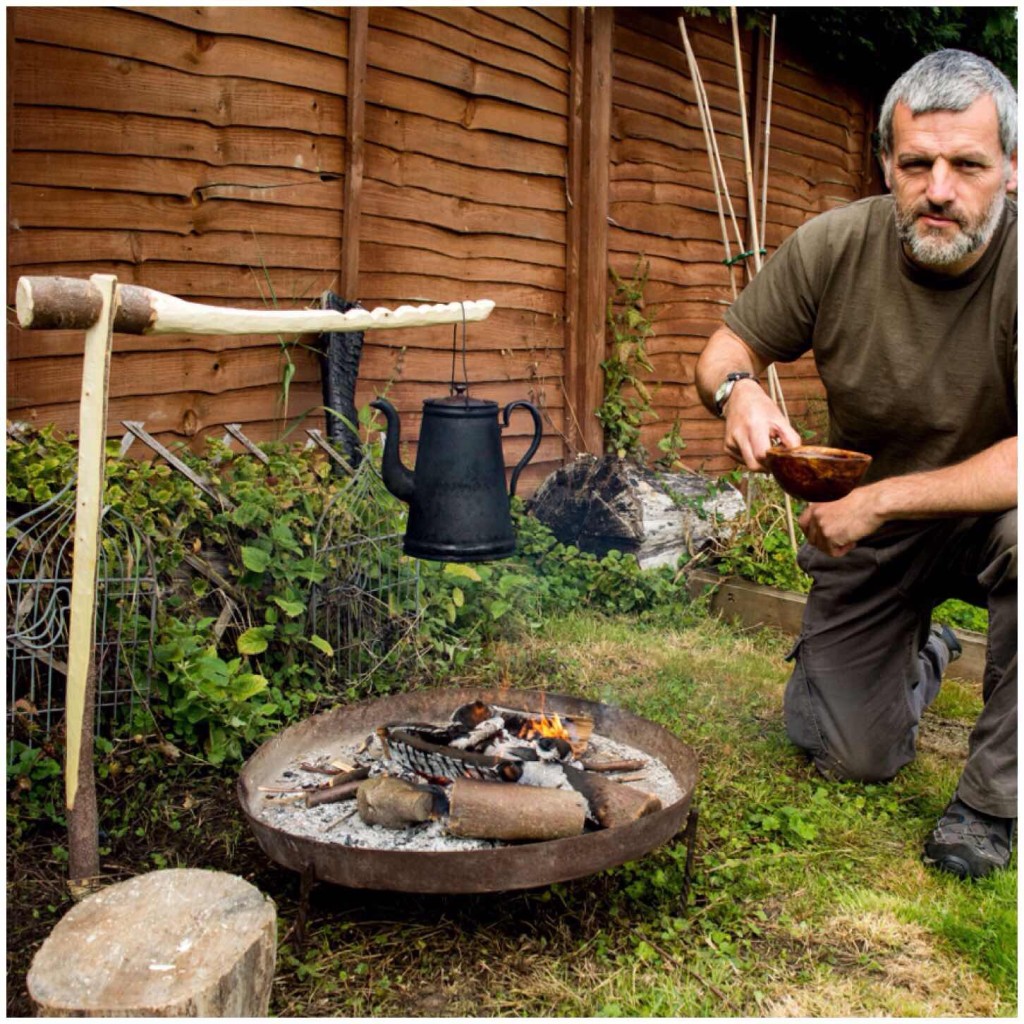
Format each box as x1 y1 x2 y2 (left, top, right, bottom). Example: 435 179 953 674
370 398 415 502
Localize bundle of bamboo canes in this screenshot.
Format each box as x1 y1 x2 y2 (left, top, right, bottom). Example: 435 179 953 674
679 10 797 550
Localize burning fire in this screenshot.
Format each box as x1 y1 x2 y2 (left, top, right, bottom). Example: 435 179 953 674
519 711 571 743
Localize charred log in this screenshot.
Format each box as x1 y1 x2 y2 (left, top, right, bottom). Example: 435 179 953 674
562 765 662 828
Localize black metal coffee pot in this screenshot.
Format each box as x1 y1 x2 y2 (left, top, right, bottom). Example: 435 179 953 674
371 385 543 561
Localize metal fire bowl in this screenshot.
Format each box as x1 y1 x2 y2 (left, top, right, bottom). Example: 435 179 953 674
238 686 698 894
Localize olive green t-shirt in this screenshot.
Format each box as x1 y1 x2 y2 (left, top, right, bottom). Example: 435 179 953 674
724 194 1017 482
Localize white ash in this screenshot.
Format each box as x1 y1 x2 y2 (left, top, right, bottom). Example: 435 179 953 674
255 731 684 853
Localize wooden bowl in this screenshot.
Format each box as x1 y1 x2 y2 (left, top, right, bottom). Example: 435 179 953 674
761 445 872 502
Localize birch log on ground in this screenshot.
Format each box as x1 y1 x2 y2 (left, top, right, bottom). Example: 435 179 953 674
27 869 276 1017
446 778 587 841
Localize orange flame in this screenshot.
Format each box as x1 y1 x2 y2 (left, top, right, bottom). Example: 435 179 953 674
519 712 570 743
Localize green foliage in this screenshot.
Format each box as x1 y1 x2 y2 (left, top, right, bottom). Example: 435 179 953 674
150 617 274 765
711 475 812 594
933 598 989 634
598 259 657 460
653 415 689 471
6 741 64 839
597 258 688 468
411 501 694 668
692 7 1018 93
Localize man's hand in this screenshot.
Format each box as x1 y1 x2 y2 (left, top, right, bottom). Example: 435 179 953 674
695 325 801 469
798 487 885 557
723 381 802 470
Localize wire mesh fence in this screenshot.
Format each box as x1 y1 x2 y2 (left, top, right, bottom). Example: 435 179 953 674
6 479 159 763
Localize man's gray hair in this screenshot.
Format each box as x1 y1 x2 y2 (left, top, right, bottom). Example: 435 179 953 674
878 48 1017 157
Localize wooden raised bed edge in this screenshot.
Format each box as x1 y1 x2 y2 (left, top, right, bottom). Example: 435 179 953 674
686 569 986 685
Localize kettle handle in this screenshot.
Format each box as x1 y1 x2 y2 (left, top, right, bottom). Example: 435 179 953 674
502 400 543 497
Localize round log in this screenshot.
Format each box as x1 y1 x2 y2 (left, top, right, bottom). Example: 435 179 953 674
447 778 587 841
27 869 276 1017
356 776 438 828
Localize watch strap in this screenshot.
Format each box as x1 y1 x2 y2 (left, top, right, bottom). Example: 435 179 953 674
714 371 755 417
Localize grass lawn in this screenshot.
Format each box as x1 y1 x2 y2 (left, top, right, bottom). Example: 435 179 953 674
7 611 1016 1016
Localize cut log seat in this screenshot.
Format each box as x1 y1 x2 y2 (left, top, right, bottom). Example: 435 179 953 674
27 868 276 1017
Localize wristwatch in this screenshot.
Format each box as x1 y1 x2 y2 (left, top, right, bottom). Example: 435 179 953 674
714 372 756 417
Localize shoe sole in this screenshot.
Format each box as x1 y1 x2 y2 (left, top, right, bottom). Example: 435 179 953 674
924 853 974 879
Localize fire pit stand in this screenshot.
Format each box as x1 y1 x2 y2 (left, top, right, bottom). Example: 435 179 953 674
238 686 698 932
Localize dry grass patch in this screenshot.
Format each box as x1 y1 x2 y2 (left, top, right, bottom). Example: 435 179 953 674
763 906 1005 1017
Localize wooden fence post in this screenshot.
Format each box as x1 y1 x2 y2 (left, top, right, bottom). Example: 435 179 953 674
341 6 368 299
566 6 613 458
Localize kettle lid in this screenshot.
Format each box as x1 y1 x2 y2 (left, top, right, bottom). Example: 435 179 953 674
424 384 497 412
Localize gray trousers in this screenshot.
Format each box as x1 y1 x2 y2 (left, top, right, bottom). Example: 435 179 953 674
783 510 1017 819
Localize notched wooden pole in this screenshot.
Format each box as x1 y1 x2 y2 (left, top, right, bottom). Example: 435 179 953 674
16 275 495 337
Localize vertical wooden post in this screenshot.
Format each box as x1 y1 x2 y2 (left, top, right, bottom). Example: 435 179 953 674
341 6 368 299
65 273 117 885
569 6 613 457
563 7 585 458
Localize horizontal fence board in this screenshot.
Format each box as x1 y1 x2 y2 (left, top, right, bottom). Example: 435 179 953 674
10 6 347 94
364 143 565 210
369 12 567 107
11 42 344 133
360 180 566 242
9 229 344 271
9 152 343 206
129 5 349 58
423 5 569 71
365 105 565 177
359 241 564 291
8 185 344 238
12 107 344 174
364 68 565 147
360 216 565 267
367 68 566 146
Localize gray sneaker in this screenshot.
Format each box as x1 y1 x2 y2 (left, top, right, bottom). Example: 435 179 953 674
930 623 962 663
923 795 1014 879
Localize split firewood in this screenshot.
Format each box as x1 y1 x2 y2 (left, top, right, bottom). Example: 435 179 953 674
582 758 646 774
446 778 587 841
324 764 370 788
356 776 443 828
562 765 661 829
304 778 365 808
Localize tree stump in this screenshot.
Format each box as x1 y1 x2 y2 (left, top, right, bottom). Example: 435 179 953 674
27 869 276 1017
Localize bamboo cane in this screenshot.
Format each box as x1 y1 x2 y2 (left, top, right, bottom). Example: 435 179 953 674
730 9 797 552
759 16 777 251
678 17 744 297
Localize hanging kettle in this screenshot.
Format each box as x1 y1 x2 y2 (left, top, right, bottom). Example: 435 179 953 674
371 384 543 561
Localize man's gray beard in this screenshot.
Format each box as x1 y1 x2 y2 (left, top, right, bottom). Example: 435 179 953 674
895 189 1006 268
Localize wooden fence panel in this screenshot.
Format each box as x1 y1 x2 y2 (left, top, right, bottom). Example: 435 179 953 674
7 6 875 490
7 5 349 452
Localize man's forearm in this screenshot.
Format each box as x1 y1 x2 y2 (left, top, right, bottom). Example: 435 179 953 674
695 326 769 415
871 437 1018 519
